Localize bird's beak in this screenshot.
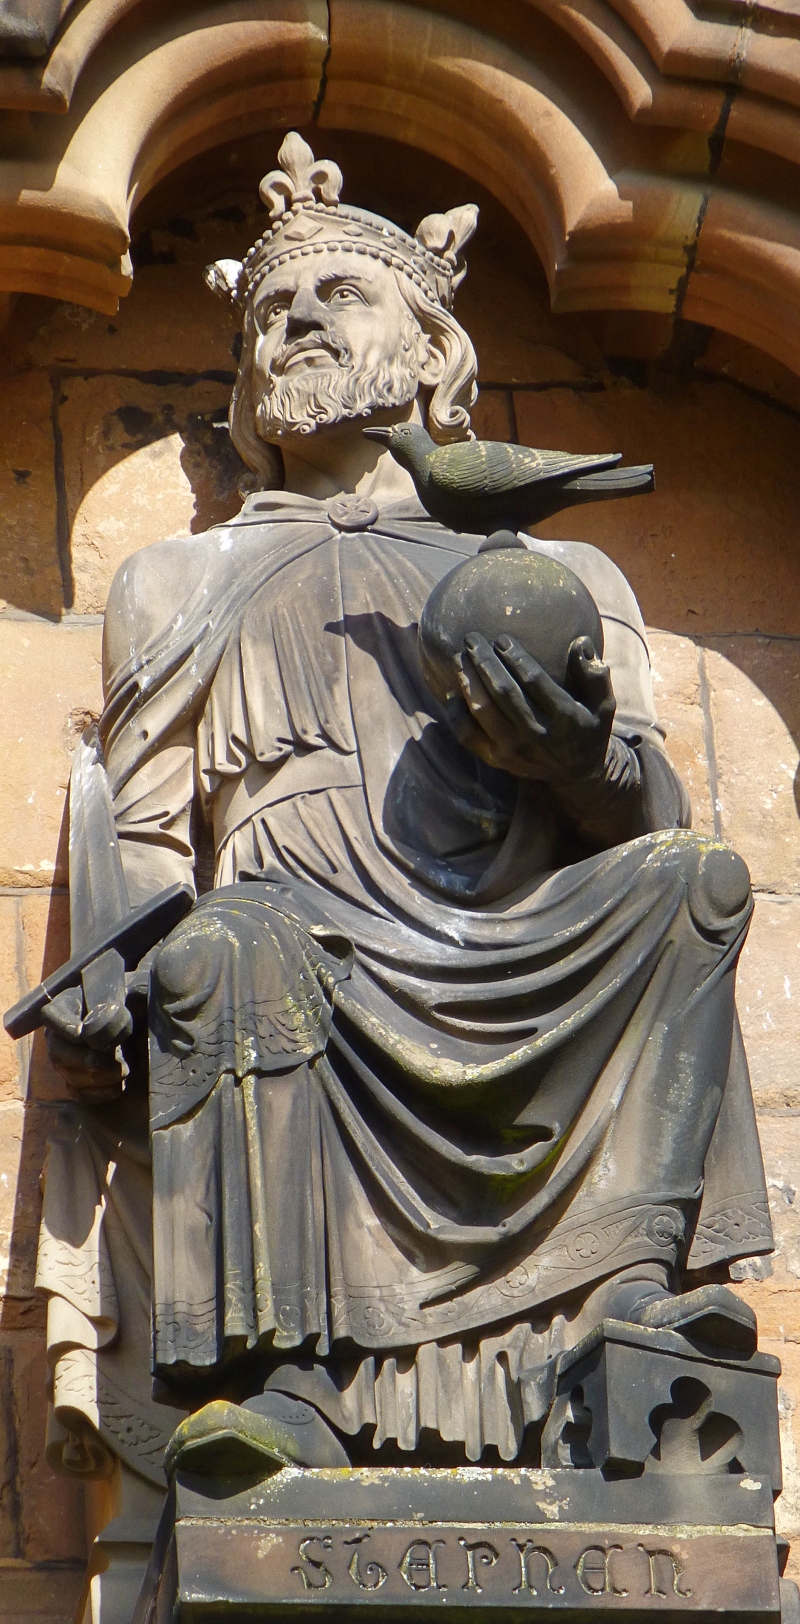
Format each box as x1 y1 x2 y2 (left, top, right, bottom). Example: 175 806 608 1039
362 427 392 443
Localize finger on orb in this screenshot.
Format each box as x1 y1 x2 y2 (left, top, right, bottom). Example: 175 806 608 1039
474 647 546 737
504 650 570 718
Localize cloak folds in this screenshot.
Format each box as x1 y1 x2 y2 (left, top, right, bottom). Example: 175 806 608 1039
45 491 771 1468
147 842 766 1377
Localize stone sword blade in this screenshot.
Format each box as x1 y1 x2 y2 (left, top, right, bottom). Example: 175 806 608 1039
68 723 131 947
3 727 193 1040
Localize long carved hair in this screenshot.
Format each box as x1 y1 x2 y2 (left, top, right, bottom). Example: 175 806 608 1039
228 272 479 490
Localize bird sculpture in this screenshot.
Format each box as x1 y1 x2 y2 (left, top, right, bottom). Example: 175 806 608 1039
363 423 654 544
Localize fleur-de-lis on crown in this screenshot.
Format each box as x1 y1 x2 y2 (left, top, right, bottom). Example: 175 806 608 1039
259 131 343 221
415 204 479 292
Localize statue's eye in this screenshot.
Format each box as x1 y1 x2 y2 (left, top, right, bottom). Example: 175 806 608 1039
257 298 288 331
328 285 365 306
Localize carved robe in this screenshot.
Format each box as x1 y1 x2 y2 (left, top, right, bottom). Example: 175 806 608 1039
37 492 772 1476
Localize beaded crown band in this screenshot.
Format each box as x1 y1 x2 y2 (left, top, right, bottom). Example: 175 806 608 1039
205 131 478 315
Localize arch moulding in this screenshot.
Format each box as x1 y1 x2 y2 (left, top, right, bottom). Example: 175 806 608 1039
0 0 800 375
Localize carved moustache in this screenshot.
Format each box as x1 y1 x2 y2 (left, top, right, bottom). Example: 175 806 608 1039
270 328 351 379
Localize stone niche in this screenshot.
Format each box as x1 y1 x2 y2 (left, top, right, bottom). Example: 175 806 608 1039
0 129 798 1624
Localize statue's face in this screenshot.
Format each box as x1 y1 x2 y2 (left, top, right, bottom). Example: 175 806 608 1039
250 249 427 440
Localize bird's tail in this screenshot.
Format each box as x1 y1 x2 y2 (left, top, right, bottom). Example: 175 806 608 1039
559 463 655 498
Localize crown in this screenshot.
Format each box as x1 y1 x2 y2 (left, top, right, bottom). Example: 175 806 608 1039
205 132 478 314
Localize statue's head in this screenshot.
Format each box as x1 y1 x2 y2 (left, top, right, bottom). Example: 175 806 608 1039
206 132 479 486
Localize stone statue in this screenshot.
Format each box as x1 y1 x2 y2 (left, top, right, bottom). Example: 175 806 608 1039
25 132 773 1493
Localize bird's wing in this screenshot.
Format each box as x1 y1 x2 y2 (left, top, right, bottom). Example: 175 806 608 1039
430 441 622 496
561 463 654 494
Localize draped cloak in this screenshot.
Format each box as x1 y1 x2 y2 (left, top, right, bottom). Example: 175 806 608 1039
37 490 773 1475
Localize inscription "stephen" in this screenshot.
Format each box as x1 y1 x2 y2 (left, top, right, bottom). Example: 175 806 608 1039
290 1532 693 1601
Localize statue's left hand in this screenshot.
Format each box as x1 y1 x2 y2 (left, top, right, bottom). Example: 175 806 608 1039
42 985 131 1104
453 632 616 784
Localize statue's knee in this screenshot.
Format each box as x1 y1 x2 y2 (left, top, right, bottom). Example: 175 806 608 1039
668 838 752 930
152 900 289 1006
650 833 751 929
689 845 751 926
153 920 221 1003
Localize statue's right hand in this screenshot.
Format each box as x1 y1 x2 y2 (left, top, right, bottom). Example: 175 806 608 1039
42 986 131 1103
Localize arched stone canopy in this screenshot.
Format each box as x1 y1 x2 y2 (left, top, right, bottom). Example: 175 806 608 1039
0 0 799 375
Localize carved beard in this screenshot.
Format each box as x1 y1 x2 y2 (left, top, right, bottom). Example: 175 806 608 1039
255 328 421 440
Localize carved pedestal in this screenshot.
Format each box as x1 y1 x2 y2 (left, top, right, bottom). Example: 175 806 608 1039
133 1465 787 1623
132 1324 798 1624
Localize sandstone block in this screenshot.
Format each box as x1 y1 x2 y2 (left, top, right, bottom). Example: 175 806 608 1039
0 1100 57 1306
0 1100 30 1301
0 1566 83 1622
734 1114 800 1342
5 192 265 377
701 330 800 418
457 246 605 386
0 898 23 1101
0 1338 19 1556
582 310 674 363
10 220 247 377
10 1333 86 1563
738 897 800 1110
514 381 800 637
647 629 714 835
0 371 61 617
0 619 102 887
59 376 245 615
470 389 514 443
20 893 71 1105
772 1338 800 1577
704 639 800 894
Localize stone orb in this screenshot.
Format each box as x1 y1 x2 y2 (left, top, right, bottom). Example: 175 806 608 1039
418 548 604 702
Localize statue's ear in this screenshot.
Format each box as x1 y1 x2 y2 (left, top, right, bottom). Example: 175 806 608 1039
204 259 245 309
417 334 446 387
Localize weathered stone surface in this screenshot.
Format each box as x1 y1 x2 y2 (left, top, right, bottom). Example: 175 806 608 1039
457 248 606 386
738 897 800 1110
719 1115 800 1573
515 382 800 637
20 892 71 1105
0 898 23 1101
647 630 714 835
9 225 247 377
582 310 674 363
0 1566 84 1622
747 1115 800 1297
0 371 61 617
11 1333 86 1562
701 330 800 417
3 196 263 376
157 1464 781 1620
470 388 515 443
0 1100 30 1300
734 1113 800 1420
0 1336 19 1557
59 376 245 614
772 1338 800 1581
0 619 102 887
736 1162 798 1578
705 639 800 894
0 1101 60 1306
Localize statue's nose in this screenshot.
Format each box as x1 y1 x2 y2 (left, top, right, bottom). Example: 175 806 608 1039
285 287 326 341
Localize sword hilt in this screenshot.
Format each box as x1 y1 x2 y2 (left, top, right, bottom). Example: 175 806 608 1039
3 881 193 1040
